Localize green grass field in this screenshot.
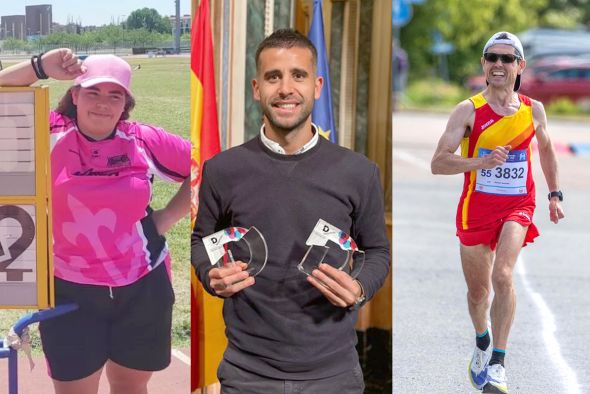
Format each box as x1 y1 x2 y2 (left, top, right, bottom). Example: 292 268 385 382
0 56 191 352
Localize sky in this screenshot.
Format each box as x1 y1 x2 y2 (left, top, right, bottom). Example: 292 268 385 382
0 0 191 27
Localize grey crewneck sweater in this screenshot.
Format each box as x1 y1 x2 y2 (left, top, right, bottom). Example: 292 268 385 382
191 135 390 379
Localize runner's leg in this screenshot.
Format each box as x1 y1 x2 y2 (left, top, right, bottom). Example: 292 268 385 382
460 243 494 333
490 221 527 350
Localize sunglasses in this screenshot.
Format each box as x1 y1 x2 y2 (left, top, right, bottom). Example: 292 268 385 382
483 52 521 63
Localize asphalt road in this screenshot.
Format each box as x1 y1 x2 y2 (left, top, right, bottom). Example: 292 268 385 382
392 110 590 394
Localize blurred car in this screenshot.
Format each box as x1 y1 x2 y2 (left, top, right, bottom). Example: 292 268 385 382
519 59 590 104
465 74 487 93
465 57 590 104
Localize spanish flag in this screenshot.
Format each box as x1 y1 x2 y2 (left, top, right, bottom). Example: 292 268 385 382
191 0 225 390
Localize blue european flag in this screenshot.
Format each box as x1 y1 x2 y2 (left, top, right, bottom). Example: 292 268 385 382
308 0 337 143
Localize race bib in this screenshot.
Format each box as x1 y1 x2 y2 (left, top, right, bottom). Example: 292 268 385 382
475 148 528 196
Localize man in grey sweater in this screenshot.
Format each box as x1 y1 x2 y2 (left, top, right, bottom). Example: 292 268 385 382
191 29 390 393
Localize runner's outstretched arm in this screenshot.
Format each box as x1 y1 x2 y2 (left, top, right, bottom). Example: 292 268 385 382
532 99 564 223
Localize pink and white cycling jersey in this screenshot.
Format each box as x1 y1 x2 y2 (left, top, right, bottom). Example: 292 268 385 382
49 111 189 286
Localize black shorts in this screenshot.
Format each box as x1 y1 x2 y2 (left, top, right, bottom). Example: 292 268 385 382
39 263 175 381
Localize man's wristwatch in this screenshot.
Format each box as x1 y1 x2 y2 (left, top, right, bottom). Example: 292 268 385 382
548 190 563 201
349 280 366 311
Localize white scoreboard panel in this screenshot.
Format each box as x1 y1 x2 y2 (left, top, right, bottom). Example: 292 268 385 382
0 87 53 309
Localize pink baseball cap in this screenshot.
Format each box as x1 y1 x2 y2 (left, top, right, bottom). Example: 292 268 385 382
74 54 132 96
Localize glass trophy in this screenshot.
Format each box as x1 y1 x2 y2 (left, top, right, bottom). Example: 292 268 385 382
202 226 268 276
298 219 365 279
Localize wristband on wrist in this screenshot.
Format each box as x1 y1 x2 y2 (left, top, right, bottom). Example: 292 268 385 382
36 52 48 79
30 53 49 80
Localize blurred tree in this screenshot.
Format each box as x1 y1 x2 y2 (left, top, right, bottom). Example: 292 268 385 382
126 8 172 33
39 31 80 47
538 0 588 27
3 38 30 52
127 28 167 48
400 0 548 83
79 31 100 52
99 25 126 51
4 26 173 53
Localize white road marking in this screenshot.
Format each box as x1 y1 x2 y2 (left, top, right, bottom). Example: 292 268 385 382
172 348 191 366
394 149 432 171
516 255 581 394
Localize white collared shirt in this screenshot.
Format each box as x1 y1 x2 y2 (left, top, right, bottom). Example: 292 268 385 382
259 123 319 155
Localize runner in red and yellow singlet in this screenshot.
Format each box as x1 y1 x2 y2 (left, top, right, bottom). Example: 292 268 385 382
457 92 539 250
432 32 565 394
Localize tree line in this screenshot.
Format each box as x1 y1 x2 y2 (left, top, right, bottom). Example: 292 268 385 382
1 8 189 53
399 0 590 83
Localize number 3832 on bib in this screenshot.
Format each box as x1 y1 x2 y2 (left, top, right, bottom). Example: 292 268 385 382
475 148 528 196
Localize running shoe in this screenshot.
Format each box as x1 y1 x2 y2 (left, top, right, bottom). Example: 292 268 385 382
482 364 508 393
468 343 492 389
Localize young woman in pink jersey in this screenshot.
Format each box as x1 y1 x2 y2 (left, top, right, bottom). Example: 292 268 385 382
0 48 190 394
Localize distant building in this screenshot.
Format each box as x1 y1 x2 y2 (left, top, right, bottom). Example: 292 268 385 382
25 4 52 38
168 14 191 35
1 15 26 40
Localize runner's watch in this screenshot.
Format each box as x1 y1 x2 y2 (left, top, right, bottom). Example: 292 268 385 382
548 191 563 201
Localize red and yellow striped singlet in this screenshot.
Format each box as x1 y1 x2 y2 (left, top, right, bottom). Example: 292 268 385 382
456 93 537 232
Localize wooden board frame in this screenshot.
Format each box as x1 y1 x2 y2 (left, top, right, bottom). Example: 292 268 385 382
0 86 53 309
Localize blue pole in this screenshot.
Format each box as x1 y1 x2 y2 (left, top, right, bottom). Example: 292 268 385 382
3 303 79 394
12 303 78 336
1 338 19 394
0 341 10 394
8 348 17 394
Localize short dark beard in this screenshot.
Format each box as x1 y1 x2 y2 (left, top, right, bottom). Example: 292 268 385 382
261 105 312 136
